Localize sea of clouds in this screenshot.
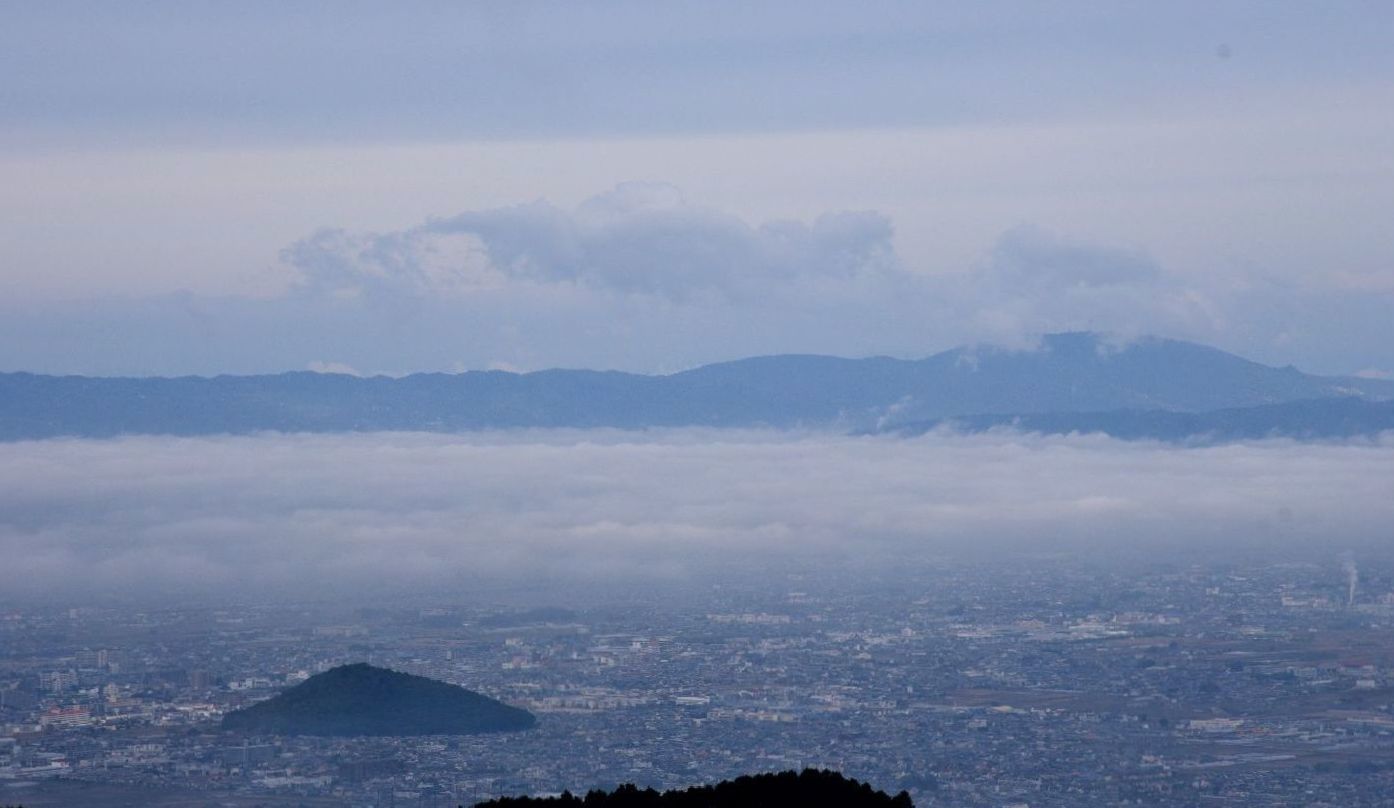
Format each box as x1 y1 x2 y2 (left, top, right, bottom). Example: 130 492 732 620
3 430 1392 603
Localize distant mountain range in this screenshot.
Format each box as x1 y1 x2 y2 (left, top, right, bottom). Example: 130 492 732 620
3 333 1391 441
221 663 535 737
876 396 1394 443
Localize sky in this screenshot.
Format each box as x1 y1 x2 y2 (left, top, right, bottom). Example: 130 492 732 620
2 1 1392 377
5 430 1392 601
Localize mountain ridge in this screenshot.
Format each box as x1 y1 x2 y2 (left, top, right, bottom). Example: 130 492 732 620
2 333 1390 440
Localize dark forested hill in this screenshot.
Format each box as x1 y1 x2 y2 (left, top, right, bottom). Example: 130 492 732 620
221 663 535 737
3 333 1390 440
475 769 913 808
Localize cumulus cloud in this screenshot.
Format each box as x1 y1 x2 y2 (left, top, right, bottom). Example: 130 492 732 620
3 183 1392 377
256 184 1247 373
2 431 1391 602
287 182 898 304
275 189 1314 373
956 225 1223 347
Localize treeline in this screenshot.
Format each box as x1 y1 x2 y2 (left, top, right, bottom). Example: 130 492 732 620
474 769 913 808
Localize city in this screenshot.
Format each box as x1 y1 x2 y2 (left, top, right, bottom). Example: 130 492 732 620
5 3 1394 807
4 553 1393 806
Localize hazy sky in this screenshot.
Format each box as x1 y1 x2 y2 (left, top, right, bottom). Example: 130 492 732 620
3 2 1392 376
5 430 1391 601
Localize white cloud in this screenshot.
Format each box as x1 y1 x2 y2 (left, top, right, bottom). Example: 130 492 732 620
952 225 1226 347
270 187 1246 371
287 182 899 304
306 360 362 376
2 431 1390 602
3 179 1393 378
279 187 1394 381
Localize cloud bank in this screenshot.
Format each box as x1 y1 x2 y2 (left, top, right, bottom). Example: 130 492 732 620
3 431 1391 603
288 182 898 304
268 187 1331 369
6 180 1390 378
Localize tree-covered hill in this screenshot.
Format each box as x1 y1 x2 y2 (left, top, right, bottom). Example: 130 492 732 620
221 663 535 737
475 769 913 808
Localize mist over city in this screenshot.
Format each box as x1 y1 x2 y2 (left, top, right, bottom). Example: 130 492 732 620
3 430 1394 604
3 2 1393 806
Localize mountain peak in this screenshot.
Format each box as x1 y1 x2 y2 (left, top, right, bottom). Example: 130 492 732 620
221 663 536 737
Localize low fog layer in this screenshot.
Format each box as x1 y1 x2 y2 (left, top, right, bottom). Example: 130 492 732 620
3 431 1391 602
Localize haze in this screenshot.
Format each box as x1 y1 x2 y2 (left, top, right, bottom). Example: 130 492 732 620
2 1 1392 376
8 7 1394 805
4 430 1392 602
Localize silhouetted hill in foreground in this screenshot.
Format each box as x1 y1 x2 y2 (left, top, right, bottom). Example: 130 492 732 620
3 333 1390 440
878 396 1394 443
221 663 535 737
475 770 912 808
